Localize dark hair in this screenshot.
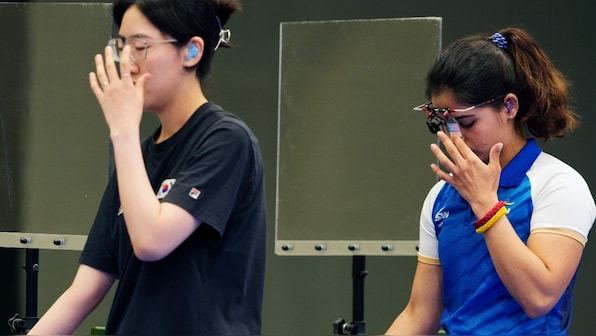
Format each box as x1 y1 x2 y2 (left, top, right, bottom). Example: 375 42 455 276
112 0 242 79
425 27 577 140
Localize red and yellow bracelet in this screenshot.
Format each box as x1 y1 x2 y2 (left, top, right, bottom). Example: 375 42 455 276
473 201 510 234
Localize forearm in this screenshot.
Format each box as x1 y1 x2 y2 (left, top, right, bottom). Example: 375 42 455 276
385 309 440 335
28 265 114 335
386 263 443 335
28 289 93 335
111 133 163 255
111 132 201 261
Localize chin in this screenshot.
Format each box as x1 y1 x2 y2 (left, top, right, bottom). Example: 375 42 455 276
472 150 490 163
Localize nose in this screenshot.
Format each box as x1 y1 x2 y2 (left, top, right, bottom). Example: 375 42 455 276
128 61 140 77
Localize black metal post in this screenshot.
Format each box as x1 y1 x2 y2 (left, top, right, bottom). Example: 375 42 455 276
333 255 368 335
351 255 367 335
25 249 39 318
9 249 40 334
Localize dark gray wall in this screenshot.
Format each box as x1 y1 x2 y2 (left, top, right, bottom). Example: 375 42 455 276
1 0 594 335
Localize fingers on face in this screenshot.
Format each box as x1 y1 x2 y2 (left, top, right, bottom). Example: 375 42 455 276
91 54 111 92
93 45 133 90
438 131 472 161
104 46 120 80
450 133 475 159
94 53 107 83
118 45 133 80
430 143 454 173
436 132 461 162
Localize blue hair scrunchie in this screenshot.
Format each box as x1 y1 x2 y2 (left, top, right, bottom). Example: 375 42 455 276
490 32 508 50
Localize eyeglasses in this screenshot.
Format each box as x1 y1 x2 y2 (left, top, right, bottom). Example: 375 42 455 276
108 37 178 62
413 95 504 134
413 95 504 116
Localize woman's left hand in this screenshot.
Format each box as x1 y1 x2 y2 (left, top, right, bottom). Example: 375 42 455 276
430 131 503 213
89 44 150 139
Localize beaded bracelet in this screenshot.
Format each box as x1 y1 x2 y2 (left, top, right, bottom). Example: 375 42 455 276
473 201 505 229
475 205 509 234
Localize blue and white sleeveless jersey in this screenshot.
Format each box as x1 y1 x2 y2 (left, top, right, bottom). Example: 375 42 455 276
417 139 595 335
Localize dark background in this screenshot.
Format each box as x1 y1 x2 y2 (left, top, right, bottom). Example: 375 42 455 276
1 0 594 335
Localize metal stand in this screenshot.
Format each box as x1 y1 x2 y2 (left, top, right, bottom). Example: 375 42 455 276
1 232 87 335
8 249 40 334
333 255 367 335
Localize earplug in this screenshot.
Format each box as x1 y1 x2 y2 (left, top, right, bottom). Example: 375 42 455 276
505 100 514 112
186 45 199 60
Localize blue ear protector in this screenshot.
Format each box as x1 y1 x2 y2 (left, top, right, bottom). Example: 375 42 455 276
186 45 199 60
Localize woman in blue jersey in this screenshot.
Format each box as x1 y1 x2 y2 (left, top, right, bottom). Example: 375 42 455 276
386 27 595 335
29 0 266 335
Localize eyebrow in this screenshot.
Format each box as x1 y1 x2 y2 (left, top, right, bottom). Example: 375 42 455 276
452 114 476 119
117 33 154 40
453 115 474 121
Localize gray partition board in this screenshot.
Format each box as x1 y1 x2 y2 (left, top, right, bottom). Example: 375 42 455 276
0 3 118 247
276 17 442 256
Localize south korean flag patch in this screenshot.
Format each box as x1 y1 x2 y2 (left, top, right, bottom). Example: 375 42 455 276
156 179 176 199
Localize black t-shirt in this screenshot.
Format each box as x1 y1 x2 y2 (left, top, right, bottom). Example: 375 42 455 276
80 102 267 335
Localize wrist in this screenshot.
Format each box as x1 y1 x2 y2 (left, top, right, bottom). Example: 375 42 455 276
473 200 510 234
110 129 140 144
470 197 500 219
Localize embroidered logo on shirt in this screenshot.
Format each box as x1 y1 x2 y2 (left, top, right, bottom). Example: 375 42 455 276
156 179 176 199
434 206 449 228
188 187 201 200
